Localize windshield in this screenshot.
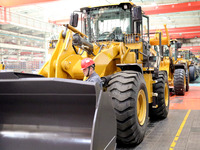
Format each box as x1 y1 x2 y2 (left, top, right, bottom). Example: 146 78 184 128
171 43 175 57
83 6 131 42
163 45 169 57
177 51 190 59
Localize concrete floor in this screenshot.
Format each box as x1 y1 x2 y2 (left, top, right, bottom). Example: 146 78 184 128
117 77 200 150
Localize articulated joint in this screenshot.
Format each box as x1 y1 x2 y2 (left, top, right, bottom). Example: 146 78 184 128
152 92 158 108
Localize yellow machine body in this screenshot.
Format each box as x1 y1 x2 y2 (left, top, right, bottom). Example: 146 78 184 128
150 24 170 47
39 24 155 103
176 49 192 67
0 63 5 70
159 56 174 86
149 25 174 86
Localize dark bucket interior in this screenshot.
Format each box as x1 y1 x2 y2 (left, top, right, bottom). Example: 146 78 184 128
0 77 96 150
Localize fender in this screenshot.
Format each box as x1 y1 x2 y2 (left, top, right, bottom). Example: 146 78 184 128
117 63 143 73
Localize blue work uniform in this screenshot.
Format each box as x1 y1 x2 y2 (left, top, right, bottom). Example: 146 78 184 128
86 72 102 87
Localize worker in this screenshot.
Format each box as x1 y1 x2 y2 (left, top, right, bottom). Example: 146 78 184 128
81 58 102 87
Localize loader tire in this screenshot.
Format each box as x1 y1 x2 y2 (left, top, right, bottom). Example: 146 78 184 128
150 71 169 120
174 69 186 95
108 71 148 146
186 70 189 91
189 66 196 81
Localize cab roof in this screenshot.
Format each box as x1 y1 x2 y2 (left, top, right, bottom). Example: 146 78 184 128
80 2 135 12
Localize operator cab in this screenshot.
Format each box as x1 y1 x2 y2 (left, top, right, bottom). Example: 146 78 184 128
78 2 149 43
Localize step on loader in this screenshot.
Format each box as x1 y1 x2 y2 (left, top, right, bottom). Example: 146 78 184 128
0 2 170 149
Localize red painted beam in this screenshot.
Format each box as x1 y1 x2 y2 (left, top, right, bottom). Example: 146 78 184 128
0 0 58 7
151 26 200 34
143 1 200 15
170 32 200 39
150 26 200 39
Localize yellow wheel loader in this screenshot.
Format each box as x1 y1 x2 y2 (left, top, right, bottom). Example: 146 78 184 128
149 26 187 95
149 25 175 91
188 52 199 81
175 49 196 86
0 2 169 149
0 62 5 70
171 42 189 95
193 55 200 79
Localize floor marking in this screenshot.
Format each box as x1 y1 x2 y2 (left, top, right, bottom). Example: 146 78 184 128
189 84 200 86
169 109 191 150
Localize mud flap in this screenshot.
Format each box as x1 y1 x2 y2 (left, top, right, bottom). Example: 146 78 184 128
0 72 116 150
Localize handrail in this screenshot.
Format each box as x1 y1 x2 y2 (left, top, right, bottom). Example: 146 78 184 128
0 7 54 32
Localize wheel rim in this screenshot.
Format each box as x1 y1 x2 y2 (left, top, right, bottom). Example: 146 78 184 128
137 89 146 126
184 75 186 91
164 83 169 107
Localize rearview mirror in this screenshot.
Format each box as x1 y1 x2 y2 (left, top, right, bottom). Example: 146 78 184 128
69 13 79 27
132 6 142 21
177 42 182 49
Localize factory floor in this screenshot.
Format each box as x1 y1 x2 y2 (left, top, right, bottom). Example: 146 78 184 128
118 77 200 150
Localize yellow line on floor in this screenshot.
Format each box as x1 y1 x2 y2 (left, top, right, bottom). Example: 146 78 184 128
169 109 191 150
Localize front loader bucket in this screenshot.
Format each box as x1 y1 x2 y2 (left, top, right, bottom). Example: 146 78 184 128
0 72 116 150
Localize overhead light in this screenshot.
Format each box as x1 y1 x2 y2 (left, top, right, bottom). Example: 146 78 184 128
123 5 128 10
83 9 86 13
